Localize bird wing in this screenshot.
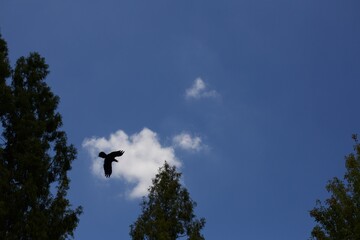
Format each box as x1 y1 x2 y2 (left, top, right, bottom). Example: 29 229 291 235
108 150 124 158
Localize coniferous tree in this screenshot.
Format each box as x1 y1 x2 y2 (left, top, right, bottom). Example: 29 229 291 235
0 35 82 239
309 134 360 239
130 162 206 240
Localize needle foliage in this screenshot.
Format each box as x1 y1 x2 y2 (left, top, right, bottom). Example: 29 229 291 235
0 35 82 239
130 162 206 240
310 135 360 239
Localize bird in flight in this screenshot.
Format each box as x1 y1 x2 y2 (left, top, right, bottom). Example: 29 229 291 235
98 150 125 178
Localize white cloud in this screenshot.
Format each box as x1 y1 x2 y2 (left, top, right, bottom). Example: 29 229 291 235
82 128 181 198
173 132 203 151
185 77 219 99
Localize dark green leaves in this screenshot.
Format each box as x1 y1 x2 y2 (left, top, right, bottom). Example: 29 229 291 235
309 135 360 240
0 34 82 240
130 162 206 240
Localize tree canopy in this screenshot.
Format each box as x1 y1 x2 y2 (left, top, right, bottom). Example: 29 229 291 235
309 134 360 239
130 162 206 240
0 34 82 239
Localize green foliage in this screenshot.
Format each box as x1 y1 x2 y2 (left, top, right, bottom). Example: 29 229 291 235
309 134 360 240
130 162 206 240
0 34 82 239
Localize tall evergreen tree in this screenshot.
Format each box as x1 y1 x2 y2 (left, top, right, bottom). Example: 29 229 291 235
309 134 360 239
130 162 206 240
0 35 82 239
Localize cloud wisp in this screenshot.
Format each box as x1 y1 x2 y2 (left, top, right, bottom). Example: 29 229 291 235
185 77 219 100
173 132 203 151
83 128 205 199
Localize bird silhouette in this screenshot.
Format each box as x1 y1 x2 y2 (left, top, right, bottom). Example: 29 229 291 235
98 150 125 178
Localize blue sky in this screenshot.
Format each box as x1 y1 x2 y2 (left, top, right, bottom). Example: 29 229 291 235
1 0 360 239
